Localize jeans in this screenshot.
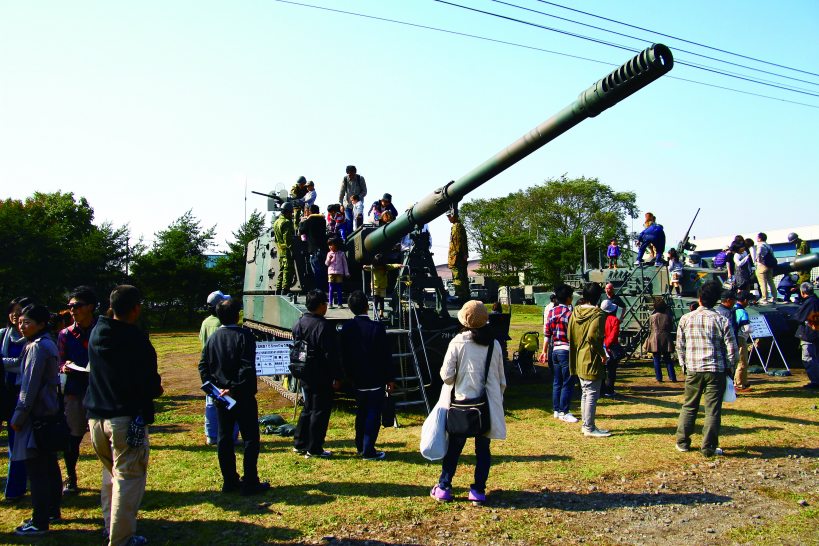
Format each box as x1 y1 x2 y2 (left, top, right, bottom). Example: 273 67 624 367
328 282 344 306
294 383 333 455
344 207 354 236
551 350 573 414
438 435 491 493
675 371 726 454
25 451 62 529
4 425 27 499
653 352 677 381
801 342 819 386
89 416 149 546
309 251 326 289
355 388 384 457
216 396 261 485
579 378 602 431
604 356 620 394
205 396 238 443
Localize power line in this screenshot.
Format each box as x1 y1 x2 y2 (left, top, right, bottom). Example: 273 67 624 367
272 0 819 109
489 0 819 87
529 0 819 78
434 0 819 98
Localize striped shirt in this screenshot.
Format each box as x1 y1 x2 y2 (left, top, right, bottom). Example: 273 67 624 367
676 306 738 373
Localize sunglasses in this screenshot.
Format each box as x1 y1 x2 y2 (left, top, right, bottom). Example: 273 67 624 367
66 302 91 310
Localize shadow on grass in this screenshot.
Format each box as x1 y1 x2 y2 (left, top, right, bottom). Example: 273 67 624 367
622 424 784 437
624 394 819 427
384 450 571 466
332 538 421 546
2 518 300 546
493 489 732 511
726 445 819 459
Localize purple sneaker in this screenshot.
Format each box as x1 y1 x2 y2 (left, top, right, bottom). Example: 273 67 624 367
430 485 452 502
468 488 486 504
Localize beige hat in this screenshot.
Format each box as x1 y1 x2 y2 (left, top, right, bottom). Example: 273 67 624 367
457 300 489 329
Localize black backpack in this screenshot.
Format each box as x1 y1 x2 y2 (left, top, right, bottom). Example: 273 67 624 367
760 245 777 268
288 338 318 380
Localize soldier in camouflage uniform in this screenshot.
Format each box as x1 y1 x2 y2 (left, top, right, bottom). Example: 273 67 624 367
447 207 470 302
273 202 296 294
790 232 812 285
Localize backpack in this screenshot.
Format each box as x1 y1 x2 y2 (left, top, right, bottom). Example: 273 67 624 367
288 338 319 380
760 245 777 268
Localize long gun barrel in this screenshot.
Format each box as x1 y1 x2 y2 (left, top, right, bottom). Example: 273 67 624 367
774 253 819 277
359 44 674 258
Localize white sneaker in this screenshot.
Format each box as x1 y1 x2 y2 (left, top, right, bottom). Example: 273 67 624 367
583 427 612 438
560 413 579 423
553 411 564 419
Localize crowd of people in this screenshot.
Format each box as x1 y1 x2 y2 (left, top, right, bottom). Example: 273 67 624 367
2 286 161 543
607 214 815 308
275 165 458 311
538 275 819 448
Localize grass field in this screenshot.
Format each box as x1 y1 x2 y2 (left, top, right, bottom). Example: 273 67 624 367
1 323 817 545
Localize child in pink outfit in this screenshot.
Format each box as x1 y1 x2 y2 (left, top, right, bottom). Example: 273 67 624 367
325 238 350 307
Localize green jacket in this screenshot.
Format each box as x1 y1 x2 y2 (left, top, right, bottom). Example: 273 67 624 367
568 304 606 381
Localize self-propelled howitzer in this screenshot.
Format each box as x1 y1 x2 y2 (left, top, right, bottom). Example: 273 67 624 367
243 45 674 375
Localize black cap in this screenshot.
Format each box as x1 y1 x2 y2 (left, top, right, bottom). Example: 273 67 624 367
382 193 392 202
346 165 356 174
297 176 307 185
720 288 736 301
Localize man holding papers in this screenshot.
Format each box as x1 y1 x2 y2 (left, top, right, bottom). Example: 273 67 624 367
198 298 269 496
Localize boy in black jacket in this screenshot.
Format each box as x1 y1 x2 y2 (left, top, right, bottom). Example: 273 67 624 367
340 291 397 460
292 290 342 458
199 298 270 495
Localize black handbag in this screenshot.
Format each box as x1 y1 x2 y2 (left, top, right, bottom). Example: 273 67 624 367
32 383 70 453
446 343 493 438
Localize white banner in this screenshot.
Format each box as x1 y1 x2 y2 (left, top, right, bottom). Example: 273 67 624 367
255 341 292 376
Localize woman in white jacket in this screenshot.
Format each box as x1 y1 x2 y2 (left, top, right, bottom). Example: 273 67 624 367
430 300 506 504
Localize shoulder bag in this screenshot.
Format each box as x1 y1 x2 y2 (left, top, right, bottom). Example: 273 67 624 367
445 342 493 437
32 381 70 453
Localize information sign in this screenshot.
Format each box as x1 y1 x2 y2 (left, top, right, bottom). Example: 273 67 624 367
255 341 292 376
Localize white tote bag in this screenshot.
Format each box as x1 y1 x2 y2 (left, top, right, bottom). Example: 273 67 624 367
419 383 452 461
723 376 737 403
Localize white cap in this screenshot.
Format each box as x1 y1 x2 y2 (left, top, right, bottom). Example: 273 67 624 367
207 290 231 306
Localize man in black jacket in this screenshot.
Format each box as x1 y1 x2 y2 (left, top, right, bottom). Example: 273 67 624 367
292 289 342 458
340 291 397 460
298 204 328 288
795 282 819 389
85 285 162 546
199 298 270 495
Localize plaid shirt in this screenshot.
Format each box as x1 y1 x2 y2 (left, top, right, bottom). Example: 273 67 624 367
544 304 571 350
676 306 737 373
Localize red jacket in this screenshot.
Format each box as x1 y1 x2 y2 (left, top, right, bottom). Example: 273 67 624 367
604 314 621 347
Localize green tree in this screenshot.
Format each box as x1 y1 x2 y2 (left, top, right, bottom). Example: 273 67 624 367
460 176 637 287
213 210 268 296
0 192 132 305
461 195 533 285
131 210 216 327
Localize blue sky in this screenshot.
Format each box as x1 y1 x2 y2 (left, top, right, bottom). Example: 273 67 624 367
1 1 816 261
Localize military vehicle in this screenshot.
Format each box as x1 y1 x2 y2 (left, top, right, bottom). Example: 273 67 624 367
565 210 819 358
242 44 675 407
